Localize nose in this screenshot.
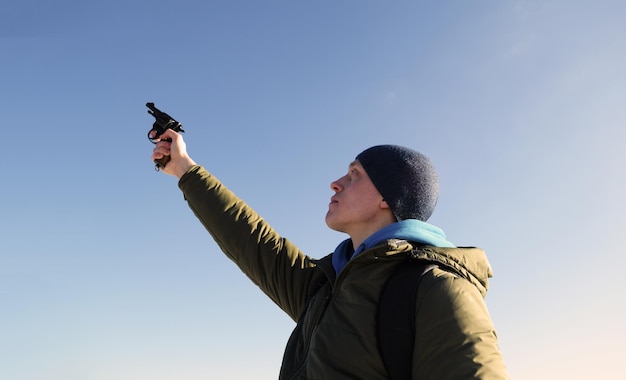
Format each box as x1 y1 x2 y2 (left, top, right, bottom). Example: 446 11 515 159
330 178 342 192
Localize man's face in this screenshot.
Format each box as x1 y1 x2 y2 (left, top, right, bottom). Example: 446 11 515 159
325 160 391 237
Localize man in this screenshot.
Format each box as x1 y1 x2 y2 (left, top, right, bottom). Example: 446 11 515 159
151 129 508 379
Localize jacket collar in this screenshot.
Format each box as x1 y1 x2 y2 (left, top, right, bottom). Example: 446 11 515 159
331 219 454 274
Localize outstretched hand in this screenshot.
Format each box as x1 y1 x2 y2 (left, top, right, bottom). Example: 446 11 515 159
151 129 196 178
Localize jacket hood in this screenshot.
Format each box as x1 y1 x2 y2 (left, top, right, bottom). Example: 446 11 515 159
413 244 493 297
376 240 494 297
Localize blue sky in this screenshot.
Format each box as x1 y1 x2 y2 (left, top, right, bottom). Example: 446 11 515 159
2 1 625 379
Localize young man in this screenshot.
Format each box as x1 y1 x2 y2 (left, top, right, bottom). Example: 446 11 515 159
151 129 508 379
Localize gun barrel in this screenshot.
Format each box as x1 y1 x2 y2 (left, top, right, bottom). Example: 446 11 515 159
146 102 158 116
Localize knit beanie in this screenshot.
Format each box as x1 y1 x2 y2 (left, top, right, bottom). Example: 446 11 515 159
356 145 439 222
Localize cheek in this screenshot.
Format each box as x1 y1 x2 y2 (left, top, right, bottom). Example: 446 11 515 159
348 193 382 217
361 185 384 205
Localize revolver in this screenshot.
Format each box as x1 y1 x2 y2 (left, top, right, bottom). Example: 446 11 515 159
146 102 185 170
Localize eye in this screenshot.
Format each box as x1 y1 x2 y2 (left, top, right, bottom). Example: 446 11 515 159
349 168 359 179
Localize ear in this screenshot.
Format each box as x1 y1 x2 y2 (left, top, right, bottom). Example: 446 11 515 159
379 199 397 223
379 199 391 210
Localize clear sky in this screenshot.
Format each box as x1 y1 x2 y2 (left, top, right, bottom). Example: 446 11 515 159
2 1 625 379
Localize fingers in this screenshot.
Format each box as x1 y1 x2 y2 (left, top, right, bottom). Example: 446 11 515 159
150 129 180 160
159 128 180 141
151 142 170 161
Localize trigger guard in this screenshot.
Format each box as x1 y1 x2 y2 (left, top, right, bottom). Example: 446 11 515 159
148 129 161 144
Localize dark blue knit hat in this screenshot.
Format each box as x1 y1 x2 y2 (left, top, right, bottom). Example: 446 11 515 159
356 145 439 221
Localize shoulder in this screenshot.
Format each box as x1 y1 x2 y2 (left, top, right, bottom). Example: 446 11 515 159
412 266 508 378
415 266 498 356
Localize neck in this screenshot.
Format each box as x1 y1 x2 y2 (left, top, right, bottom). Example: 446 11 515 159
349 220 395 250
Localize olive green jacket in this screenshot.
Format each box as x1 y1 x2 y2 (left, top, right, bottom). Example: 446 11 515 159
179 165 508 379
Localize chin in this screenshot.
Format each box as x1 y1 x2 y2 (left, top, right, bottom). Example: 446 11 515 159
324 215 333 229
325 217 345 233
324 214 337 229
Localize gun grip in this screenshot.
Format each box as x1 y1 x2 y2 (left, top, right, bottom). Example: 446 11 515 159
154 155 171 171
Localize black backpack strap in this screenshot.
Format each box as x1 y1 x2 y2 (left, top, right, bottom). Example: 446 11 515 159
377 260 436 380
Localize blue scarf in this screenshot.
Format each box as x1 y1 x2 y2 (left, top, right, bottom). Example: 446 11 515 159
331 219 455 274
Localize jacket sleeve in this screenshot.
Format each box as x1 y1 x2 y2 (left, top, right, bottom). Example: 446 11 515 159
177 165 318 321
412 270 509 379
